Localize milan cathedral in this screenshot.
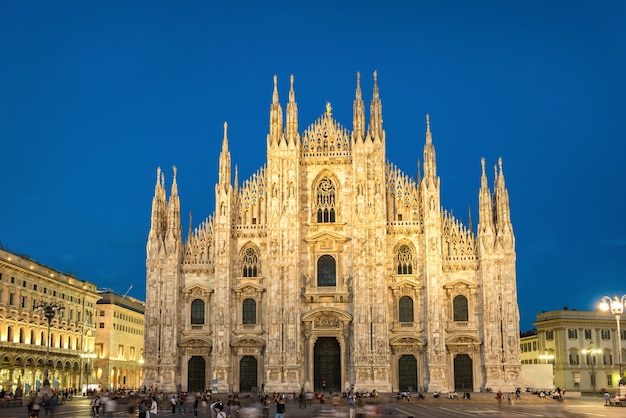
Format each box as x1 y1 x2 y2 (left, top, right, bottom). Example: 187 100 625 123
144 72 521 394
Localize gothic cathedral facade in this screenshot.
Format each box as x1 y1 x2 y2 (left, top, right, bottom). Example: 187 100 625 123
144 72 521 394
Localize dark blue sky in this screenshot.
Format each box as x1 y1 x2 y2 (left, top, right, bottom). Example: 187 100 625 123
1 1 625 331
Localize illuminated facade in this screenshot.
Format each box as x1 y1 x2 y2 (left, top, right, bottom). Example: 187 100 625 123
93 291 145 390
0 247 100 393
534 309 626 392
144 72 521 394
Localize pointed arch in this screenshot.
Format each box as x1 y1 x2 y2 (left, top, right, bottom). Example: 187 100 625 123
239 243 260 277
311 170 341 224
393 240 417 275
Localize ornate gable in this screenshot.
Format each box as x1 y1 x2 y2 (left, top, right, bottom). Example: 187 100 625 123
301 112 351 164
443 279 476 294
305 231 350 252
231 336 265 347
389 279 421 295
182 285 213 301
234 282 265 297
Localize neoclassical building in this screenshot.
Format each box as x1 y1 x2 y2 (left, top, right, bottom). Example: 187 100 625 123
532 309 626 392
93 290 145 391
0 247 100 393
144 72 521 394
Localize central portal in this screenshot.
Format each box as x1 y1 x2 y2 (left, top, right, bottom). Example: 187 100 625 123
314 337 341 392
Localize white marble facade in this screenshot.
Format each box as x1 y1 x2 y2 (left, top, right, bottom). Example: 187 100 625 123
144 72 521 394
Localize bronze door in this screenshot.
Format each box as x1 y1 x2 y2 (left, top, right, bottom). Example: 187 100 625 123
239 355 258 392
187 356 206 392
453 354 473 391
314 337 341 392
398 355 418 391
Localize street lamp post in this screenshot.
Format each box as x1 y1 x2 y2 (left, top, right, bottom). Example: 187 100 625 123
34 301 65 388
80 352 96 394
599 295 626 384
582 341 602 395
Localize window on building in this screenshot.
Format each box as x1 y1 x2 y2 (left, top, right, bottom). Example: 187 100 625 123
242 298 256 325
242 247 259 277
621 330 626 340
584 329 592 340
315 178 336 223
99 311 105 316
19 328 24 344
608 374 613 386
191 299 205 325
99 323 105 328
453 295 469 321
21 296 26 309
317 255 336 287
40 332 44 346
569 354 579 365
568 329 578 339
546 330 554 340
30 330 35 345
533 341 537 351
396 245 413 274
399 296 414 323
601 329 611 340
9 293 14 306
7 326 13 342
603 354 613 365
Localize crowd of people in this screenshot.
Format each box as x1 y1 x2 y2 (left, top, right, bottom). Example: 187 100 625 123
26 392 61 418
16 383 626 418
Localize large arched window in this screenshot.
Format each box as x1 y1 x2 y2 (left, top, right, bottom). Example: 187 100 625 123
191 299 205 325
396 245 413 274
242 247 259 277
316 178 336 223
317 255 336 287
453 295 469 321
399 296 414 323
242 298 256 325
